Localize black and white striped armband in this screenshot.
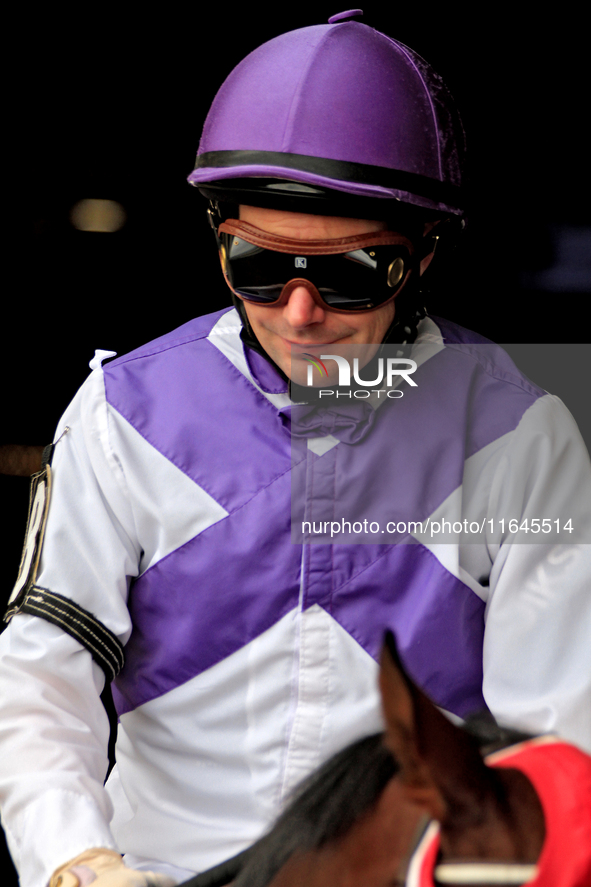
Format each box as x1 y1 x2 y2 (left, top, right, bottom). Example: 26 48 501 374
4 437 125 682
6 586 125 682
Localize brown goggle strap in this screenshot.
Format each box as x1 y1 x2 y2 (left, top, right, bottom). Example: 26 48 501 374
218 219 415 256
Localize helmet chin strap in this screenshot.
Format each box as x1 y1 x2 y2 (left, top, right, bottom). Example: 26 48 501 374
381 274 425 347
234 294 292 382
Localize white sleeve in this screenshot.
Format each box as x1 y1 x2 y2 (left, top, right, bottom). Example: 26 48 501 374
481 394 591 751
0 618 118 887
0 368 140 887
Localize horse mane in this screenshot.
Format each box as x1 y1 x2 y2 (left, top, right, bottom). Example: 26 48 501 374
233 732 398 887
184 716 534 887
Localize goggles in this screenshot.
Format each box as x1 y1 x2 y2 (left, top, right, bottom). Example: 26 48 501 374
217 220 415 312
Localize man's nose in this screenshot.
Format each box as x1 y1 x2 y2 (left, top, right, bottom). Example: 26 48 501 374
282 284 326 327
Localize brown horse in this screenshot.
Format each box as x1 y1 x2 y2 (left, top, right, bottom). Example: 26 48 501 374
184 631 591 887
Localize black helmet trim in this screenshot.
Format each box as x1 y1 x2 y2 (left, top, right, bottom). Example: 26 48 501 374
193 150 465 212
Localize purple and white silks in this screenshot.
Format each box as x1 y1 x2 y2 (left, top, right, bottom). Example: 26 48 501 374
104 311 541 721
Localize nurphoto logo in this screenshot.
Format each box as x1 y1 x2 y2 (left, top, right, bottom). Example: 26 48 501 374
305 354 417 391
290 344 419 404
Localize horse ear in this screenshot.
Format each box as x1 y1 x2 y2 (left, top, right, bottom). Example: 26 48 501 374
378 630 423 769
379 631 490 821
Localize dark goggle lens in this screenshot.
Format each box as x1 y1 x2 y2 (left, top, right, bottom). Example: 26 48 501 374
221 233 409 310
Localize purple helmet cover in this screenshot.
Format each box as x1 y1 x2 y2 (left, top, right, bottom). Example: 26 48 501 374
189 17 466 214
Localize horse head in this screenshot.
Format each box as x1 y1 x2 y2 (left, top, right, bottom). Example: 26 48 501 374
184 631 591 887
379 630 546 885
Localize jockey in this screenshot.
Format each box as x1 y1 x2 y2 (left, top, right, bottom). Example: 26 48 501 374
1 11 590 887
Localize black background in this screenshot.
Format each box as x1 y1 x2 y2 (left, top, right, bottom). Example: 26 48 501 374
2 4 590 883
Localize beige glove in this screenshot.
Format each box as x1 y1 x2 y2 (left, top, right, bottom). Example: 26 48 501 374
48 848 177 887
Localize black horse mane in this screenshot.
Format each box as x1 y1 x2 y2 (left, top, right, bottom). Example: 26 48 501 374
181 715 533 887
233 732 398 887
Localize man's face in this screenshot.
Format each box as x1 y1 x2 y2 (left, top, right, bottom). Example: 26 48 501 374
238 205 399 385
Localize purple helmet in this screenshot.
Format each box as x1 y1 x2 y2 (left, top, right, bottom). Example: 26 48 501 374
188 10 466 221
